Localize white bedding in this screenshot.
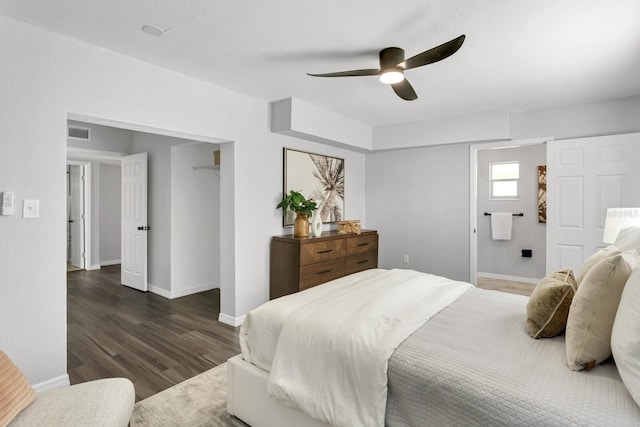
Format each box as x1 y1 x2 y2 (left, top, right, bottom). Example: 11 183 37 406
242 268 472 427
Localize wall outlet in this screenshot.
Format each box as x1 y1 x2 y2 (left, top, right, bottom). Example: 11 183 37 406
403 254 409 263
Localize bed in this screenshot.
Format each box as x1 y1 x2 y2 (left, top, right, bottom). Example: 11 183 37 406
227 228 640 427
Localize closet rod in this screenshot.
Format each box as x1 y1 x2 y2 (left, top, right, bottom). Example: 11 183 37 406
484 212 524 217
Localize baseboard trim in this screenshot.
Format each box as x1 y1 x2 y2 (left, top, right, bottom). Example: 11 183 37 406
100 259 121 267
87 264 101 271
477 272 539 285
33 374 70 393
148 283 220 299
170 283 219 299
148 285 171 299
219 313 245 327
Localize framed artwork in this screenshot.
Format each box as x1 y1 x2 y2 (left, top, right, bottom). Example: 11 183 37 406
282 148 345 226
538 165 547 223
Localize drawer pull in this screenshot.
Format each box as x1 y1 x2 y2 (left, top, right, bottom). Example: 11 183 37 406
356 260 368 264
357 243 369 247
317 249 333 254
317 269 333 275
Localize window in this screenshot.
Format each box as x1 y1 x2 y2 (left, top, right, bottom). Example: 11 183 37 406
490 162 519 199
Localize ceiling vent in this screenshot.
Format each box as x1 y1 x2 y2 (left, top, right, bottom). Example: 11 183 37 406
68 126 90 141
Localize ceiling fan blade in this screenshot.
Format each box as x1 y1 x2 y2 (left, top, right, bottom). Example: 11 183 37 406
307 69 380 78
400 35 465 70
391 79 417 101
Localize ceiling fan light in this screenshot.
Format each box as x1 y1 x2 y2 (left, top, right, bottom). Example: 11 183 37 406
379 69 404 84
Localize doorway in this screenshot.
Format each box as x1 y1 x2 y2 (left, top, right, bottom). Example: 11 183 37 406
67 161 91 271
469 137 550 285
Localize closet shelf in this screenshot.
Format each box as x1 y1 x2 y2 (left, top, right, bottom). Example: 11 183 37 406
192 165 220 170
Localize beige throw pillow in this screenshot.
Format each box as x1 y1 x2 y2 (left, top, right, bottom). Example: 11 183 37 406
527 269 577 338
0 351 37 426
575 245 621 285
566 251 637 371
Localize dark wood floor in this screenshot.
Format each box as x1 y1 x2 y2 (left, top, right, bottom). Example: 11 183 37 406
67 265 241 401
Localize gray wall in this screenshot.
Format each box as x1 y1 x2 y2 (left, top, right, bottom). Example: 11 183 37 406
98 163 121 264
366 143 471 282
477 145 546 280
67 120 133 153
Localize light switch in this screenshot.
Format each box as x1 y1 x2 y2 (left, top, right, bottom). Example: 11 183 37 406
23 199 39 219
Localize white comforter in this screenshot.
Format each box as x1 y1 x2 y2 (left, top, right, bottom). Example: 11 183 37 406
242 268 472 427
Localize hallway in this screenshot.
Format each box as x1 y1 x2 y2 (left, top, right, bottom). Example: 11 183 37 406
67 265 240 401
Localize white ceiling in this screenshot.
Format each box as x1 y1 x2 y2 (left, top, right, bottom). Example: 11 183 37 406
1 0 639 127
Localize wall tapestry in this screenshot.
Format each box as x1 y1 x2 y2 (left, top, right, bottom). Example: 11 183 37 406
538 165 547 223
283 148 344 226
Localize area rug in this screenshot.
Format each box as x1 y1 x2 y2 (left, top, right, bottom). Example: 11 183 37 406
130 362 248 426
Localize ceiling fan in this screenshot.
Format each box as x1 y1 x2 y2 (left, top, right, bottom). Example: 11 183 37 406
307 35 465 101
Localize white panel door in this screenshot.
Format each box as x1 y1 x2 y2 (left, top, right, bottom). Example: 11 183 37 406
68 165 85 269
121 152 148 291
547 133 640 274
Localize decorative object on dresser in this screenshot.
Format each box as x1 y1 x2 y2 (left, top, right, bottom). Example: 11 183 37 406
337 220 362 235
277 190 317 237
282 148 344 227
270 230 378 299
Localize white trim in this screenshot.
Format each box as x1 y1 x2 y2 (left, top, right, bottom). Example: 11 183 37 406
32 374 70 393
67 147 129 165
148 282 219 299
67 112 230 144
219 313 245 327
469 137 552 285
100 259 121 266
87 264 101 271
170 283 219 299
148 285 171 298
477 272 540 285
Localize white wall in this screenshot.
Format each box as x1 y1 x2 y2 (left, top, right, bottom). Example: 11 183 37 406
98 163 121 265
0 14 366 387
477 145 546 280
171 143 220 297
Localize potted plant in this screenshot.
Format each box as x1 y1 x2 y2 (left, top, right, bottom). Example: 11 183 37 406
277 190 318 237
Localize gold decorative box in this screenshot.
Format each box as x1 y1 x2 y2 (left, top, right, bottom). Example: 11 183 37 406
337 220 361 235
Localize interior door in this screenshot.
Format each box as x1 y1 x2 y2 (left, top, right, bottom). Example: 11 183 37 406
121 152 148 291
68 165 85 269
546 133 640 274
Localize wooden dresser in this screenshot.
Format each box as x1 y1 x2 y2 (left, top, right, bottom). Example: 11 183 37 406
270 230 379 299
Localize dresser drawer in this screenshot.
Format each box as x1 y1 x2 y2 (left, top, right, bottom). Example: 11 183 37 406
299 258 346 290
300 239 345 266
346 251 378 275
346 234 379 256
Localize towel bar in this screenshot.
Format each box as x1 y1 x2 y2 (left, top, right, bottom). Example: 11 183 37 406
484 212 524 216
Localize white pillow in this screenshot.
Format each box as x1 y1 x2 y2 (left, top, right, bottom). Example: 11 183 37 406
612 267 640 405
614 226 640 253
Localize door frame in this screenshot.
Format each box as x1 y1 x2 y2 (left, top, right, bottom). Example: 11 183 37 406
67 160 92 270
468 136 552 285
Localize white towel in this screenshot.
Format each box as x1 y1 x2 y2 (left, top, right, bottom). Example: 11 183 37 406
491 212 513 240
